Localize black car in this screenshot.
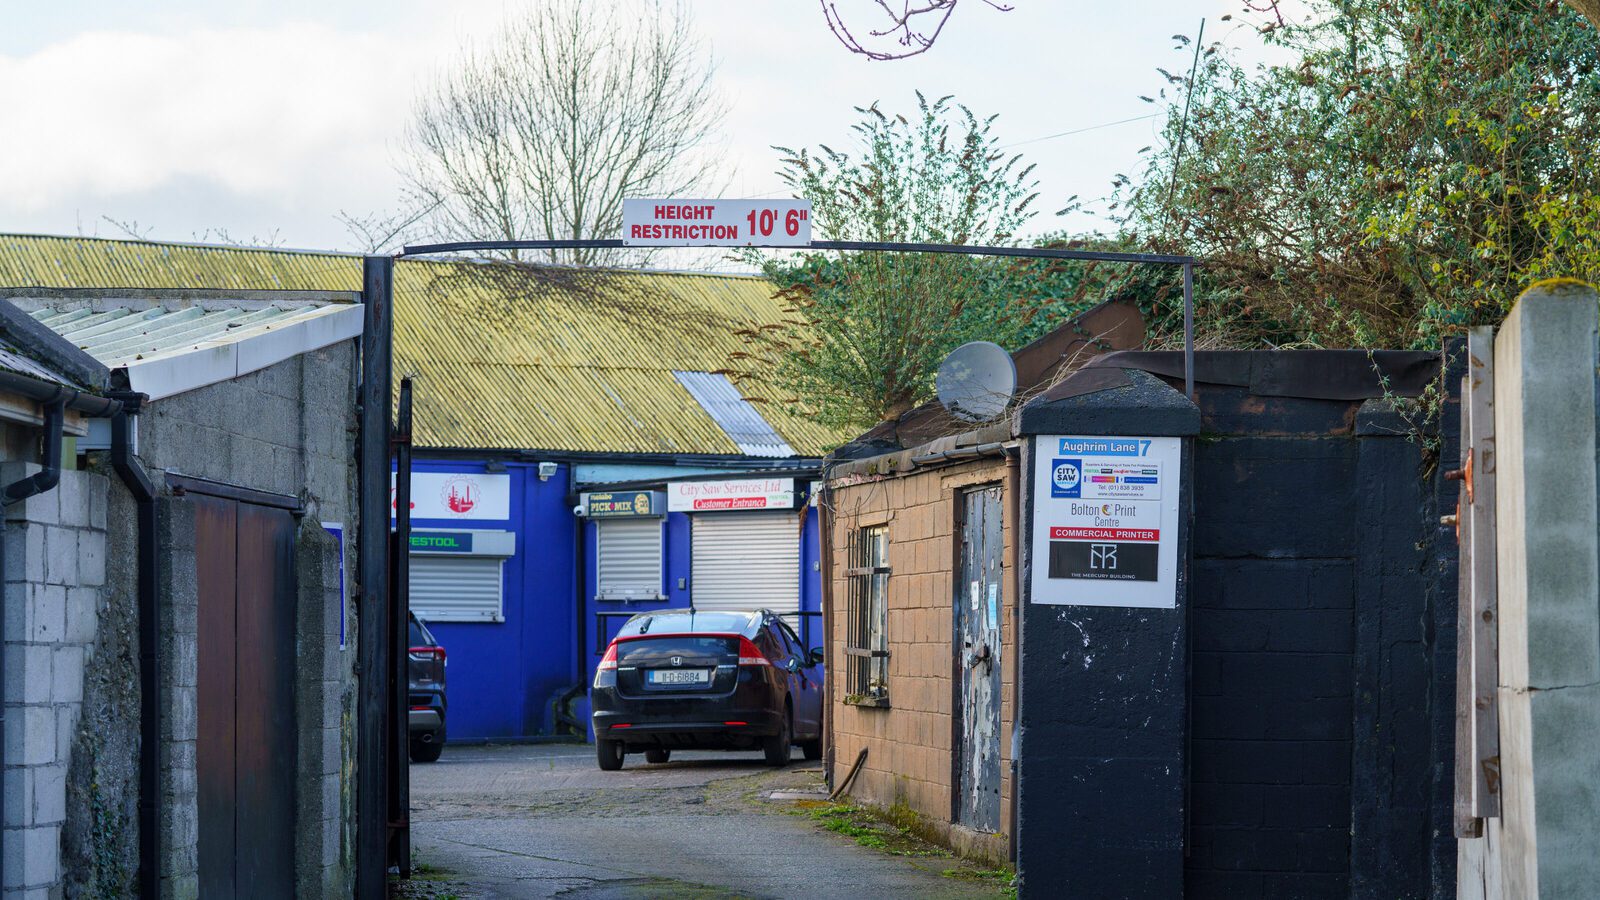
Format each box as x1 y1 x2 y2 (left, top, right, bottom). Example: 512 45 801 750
408 612 448 763
591 609 825 770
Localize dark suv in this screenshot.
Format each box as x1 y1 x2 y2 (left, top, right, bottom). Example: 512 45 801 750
591 609 824 770
408 613 447 763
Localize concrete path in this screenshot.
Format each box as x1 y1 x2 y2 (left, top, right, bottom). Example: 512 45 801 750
401 743 1007 900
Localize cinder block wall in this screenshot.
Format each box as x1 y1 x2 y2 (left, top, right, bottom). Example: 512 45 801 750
826 457 1015 861
69 340 361 898
1 464 109 897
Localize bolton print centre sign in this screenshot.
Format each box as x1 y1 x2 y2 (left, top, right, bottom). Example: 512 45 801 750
1030 436 1181 608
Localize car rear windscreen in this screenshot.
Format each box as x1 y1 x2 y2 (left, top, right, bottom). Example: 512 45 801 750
616 636 738 663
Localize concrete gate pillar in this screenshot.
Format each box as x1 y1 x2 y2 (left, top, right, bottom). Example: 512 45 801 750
1474 280 1600 897
1013 369 1200 899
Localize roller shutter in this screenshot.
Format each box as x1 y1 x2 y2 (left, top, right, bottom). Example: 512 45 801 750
691 511 799 616
596 517 664 600
410 555 504 623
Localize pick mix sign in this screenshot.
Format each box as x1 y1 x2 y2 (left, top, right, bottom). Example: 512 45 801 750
1031 436 1180 608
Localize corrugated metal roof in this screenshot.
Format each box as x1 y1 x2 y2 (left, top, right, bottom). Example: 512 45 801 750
0 339 75 388
672 371 796 457
29 302 342 368
0 234 846 456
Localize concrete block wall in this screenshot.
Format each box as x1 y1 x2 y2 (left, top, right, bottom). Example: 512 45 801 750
73 339 360 897
827 457 1015 861
1 465 108 899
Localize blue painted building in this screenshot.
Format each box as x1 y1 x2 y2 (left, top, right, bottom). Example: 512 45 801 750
401 457 826 742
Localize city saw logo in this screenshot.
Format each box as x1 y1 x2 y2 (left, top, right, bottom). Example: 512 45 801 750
1051 458 1082 498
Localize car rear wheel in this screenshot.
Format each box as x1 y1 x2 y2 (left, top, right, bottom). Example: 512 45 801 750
597 739 624 771
644 747 671 764
764 710 792 767
800 739 822 761
409 735 443 764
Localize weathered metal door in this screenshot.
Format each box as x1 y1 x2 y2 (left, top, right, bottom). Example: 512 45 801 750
957 486 1004 831
196 494 297 898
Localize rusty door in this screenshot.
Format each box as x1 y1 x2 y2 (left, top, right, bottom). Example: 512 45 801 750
196 494 297 898
957 486 1004 831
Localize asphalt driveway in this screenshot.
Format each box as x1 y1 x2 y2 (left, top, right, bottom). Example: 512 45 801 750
400 742 1010 899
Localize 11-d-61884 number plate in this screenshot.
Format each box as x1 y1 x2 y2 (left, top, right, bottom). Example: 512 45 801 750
648 669 710 685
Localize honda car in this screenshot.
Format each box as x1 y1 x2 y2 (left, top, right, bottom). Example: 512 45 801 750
591 609 824 770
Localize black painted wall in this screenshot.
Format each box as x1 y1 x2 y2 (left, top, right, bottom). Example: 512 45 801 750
1184 386 1449 899
1013 362 1456 899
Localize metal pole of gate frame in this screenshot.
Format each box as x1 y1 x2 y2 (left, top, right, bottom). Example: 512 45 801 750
391 378 415 874
356 256 394 900
1183 260 1195 400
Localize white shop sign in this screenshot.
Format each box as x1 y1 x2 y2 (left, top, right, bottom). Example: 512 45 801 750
1030 436 1181 608
667 477 795 512
391 472 512 521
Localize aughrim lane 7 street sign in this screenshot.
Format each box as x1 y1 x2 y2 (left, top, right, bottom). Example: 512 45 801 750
622 198 811 247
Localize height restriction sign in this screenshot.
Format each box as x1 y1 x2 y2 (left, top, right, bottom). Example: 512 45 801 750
622 199 812 247
1030 435 1181 608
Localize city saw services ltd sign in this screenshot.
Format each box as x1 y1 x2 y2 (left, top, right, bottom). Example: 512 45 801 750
622 199 811 247
667 477 796 512
1030 436 1181 608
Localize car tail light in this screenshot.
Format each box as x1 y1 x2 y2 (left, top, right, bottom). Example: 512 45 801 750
724 721 747 726
409 646 445 662
737 636 773 667
597 642 619 672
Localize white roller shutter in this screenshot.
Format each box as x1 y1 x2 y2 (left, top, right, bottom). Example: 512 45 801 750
691 511 800 616
410 555 504 623
596 517 664 600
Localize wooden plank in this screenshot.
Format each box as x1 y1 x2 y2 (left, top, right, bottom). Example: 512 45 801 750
1455 373 1484 838
1467 327 1502 819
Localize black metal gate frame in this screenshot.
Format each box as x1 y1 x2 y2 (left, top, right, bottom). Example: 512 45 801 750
355 237 1197 898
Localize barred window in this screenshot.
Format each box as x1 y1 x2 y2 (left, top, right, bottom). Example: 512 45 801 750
845 525 890 705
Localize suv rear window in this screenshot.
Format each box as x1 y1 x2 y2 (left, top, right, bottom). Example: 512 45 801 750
409 615 435 647
616 636 738 663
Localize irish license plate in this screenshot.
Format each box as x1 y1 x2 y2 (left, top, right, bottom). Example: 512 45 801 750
648 668 709 685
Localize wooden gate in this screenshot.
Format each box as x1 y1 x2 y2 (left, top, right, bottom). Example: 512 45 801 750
956 486 1004 832
1452 327 1501 840
195 492 298 898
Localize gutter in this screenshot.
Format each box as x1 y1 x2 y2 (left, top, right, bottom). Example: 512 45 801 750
908 442 1011 467
108 405 159 899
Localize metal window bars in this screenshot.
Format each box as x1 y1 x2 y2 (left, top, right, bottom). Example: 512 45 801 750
844 526 891 702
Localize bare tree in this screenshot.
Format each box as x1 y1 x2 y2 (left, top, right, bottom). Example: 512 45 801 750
335 199 440 255
404 0 726 266
820 0 1012 60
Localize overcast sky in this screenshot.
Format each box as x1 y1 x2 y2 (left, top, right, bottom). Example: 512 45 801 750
0 1 1304 253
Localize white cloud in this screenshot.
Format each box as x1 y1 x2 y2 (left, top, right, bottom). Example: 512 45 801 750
0 2 1317 250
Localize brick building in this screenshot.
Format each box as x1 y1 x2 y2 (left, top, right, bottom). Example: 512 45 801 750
825 431 1019 862
819 301 1145 863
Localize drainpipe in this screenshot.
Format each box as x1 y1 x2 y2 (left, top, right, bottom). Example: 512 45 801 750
109 406 159 898
0 397 65 893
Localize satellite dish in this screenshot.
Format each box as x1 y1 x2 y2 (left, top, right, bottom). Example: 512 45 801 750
936 341 1017 422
